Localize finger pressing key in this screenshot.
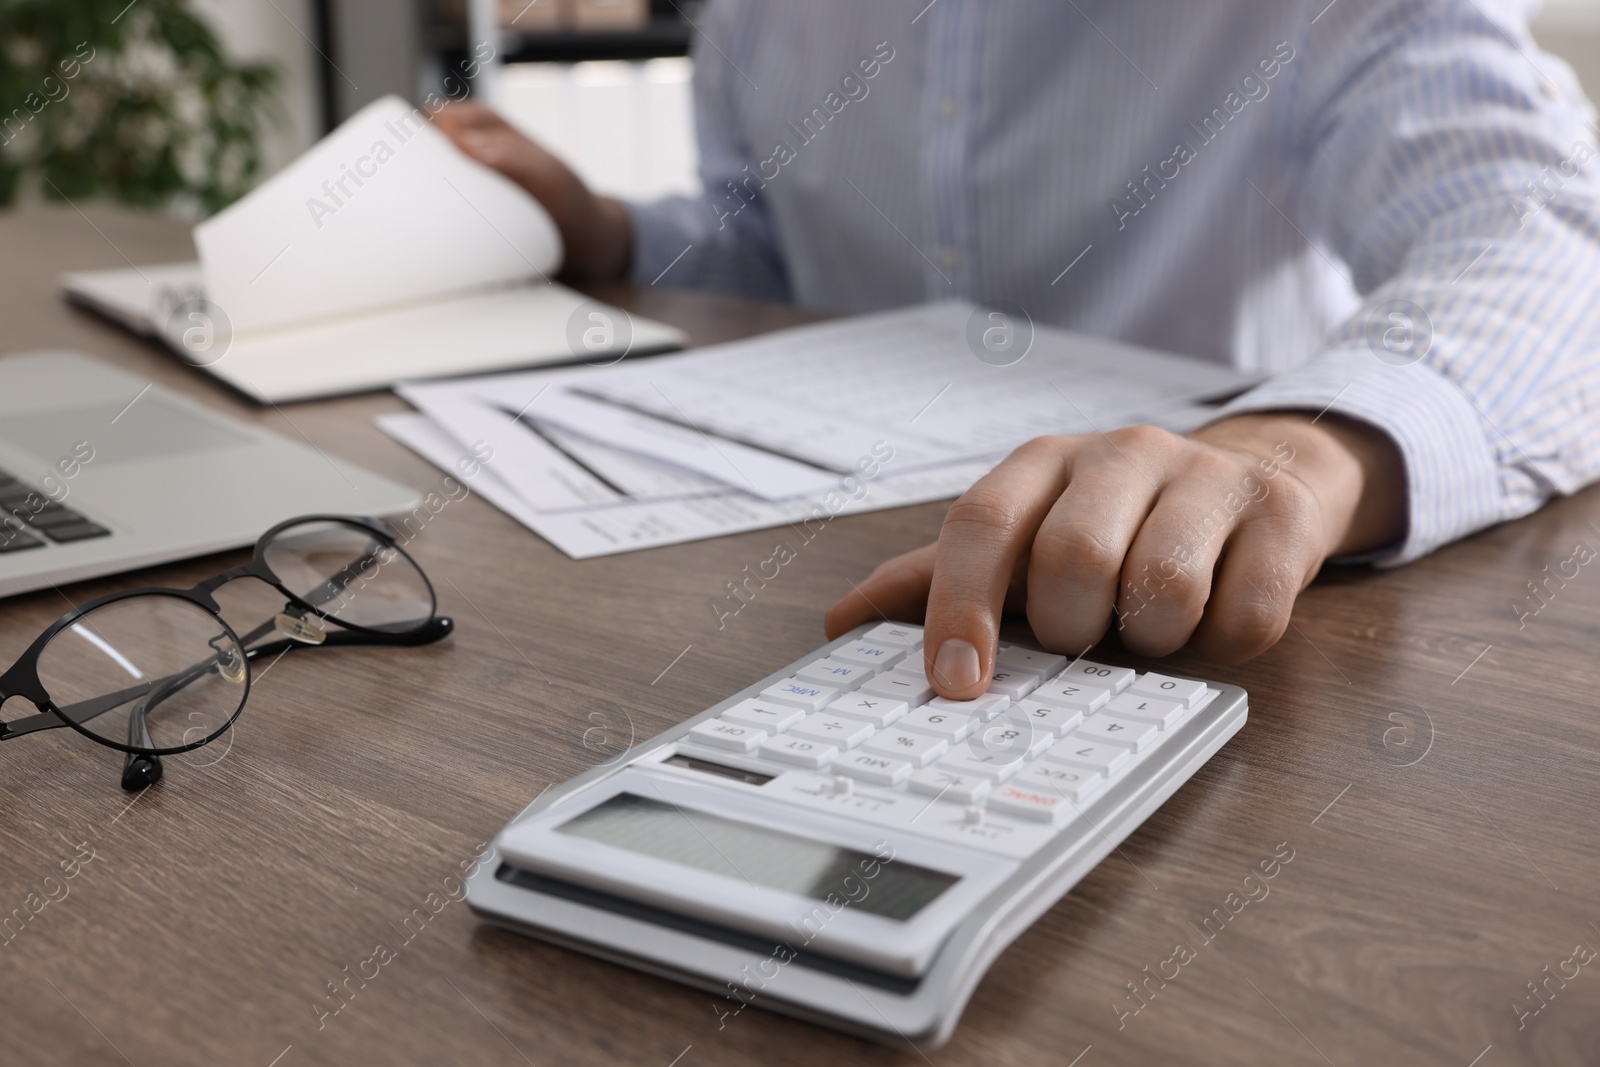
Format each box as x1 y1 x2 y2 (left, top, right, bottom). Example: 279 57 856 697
923 438 1076 700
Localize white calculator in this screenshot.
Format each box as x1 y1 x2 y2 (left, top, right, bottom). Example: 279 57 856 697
467 622 1247 1047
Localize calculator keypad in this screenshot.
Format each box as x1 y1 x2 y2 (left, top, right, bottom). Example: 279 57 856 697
825 693 909 727
680 624 1216 857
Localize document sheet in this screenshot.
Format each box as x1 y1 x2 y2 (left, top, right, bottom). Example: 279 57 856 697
381 301 1252 557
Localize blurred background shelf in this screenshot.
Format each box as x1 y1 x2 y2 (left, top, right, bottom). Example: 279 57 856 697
299 0 701 201
426 14 693 64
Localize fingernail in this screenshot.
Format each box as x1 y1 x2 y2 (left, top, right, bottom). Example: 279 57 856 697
932 638 982 692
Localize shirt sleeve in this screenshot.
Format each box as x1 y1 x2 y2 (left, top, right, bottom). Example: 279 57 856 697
625 0 791 300
1215 0 1600 564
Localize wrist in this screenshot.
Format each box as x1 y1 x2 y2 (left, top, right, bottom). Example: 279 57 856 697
561 195 632 283
1191 411 1405 556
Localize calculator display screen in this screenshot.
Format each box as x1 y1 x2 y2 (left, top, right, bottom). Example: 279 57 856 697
556 793 957 921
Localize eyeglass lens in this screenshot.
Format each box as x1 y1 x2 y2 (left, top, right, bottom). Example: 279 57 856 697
35 595 248 754
261 520 433 634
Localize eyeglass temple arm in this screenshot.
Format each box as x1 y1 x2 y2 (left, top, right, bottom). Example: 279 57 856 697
1 657 205 741
121 667 205 790
244 615 455 660
118 616 454 792
0 673 166 739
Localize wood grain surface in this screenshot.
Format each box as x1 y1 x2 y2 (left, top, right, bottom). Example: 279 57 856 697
1 205 1598 1066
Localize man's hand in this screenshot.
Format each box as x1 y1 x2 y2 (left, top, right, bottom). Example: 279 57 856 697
825 412 1405 699
431 102 632 283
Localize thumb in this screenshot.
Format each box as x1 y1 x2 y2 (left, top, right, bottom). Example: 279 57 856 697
824 543 936 639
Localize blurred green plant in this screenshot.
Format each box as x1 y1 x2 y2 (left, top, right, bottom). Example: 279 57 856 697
0 0 279 213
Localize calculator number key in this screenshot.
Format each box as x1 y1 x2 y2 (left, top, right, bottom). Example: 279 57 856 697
1071 714 1158 752
1042 738 1132 776
927 693 1010 721
897 707 978 742
1128 672 1208 708
1105 692 1186 729
1058 660 1135 693
1029 679 1110 713
968 720 1052 760
1014 699 1084 738
986 669 1041 700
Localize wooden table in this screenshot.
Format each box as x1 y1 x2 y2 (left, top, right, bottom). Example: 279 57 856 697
2 205 1597 1067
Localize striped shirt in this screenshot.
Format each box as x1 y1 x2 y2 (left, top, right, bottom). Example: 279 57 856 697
627 0 1600 563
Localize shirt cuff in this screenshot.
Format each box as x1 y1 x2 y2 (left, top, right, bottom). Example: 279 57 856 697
1212 349 1505 565
625 197 701 287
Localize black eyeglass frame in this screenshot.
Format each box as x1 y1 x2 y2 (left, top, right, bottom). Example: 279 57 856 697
0 514 452 768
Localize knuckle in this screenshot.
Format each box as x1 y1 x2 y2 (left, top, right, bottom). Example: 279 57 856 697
1260 471 1314 518
1124 556 1206 608
943 488 1025 536
1033 519 1125 575
1107 423 1175 453
1253 481 1323 548
1186 447 1245 484
1015 434 1072 456
1212 597 1288 653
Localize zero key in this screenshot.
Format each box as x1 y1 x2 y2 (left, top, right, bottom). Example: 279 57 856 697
1128 672 1207 708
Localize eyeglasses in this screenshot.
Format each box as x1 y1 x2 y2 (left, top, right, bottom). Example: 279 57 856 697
0 515 452 791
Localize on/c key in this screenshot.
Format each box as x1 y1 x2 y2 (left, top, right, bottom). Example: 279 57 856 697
986 784 1071 824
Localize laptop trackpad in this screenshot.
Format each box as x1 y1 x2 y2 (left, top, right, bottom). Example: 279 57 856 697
0 396 250 465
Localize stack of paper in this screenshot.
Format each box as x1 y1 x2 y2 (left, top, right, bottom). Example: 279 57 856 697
379 301 1255 558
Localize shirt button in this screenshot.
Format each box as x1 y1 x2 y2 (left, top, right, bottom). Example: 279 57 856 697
940 247 959 269
939 97 958 121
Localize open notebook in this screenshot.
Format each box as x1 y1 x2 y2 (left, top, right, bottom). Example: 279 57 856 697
61 95 684 404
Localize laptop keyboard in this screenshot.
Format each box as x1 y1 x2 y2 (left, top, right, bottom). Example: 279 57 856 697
0 466 111 552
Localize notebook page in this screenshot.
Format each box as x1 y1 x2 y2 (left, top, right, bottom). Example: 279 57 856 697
195 95 562 334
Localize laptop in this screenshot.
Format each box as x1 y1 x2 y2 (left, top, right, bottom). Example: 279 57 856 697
0 350 420 599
